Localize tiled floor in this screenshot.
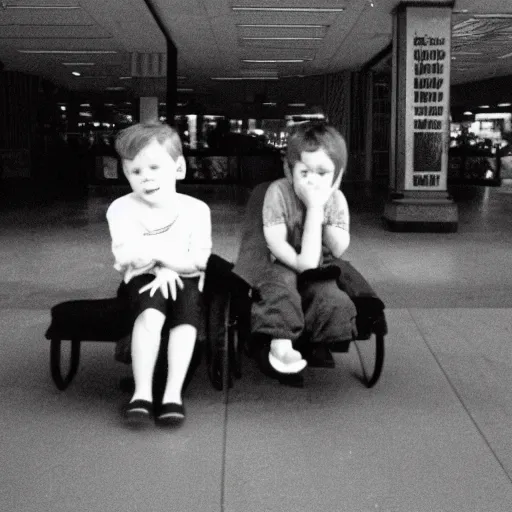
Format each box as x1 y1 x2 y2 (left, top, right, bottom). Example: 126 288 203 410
1 182 512 512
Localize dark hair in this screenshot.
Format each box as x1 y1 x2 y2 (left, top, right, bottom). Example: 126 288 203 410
286 121 347 182
115 122 183 161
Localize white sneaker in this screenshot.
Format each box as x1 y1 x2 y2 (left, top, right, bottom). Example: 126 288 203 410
268 351 307 374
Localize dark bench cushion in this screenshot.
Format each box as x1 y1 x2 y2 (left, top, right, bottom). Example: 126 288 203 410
45 298 132 342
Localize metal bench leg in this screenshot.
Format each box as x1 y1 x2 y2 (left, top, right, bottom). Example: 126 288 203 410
50 339 81 390
354 333 385 388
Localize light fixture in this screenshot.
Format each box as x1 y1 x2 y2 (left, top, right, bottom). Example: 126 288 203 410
288 103 306 107
62 62 95 66
71 71 81 76
119 76 132 80
80 103 91 107
237 24 328 28
242 37 323 41
463 111 473 115
105 86 125 91
473 14 512 19
263 102 277 106
177 88 194 92
4 4 80 9
478 105 490 109
498 103 511 107
243 59 310 63
18 50 117 54
211 76 278 80
232 6 345 13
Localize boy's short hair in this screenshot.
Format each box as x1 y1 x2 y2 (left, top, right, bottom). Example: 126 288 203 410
286 121 347 182
115 122 183 161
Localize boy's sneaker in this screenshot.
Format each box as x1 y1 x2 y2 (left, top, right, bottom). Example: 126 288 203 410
268 348 307 374
156 403 185 426
123 399 153 428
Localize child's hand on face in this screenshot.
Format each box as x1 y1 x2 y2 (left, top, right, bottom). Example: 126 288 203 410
295 181 335 210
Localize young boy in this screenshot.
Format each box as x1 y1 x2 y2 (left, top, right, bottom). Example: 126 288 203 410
106 122 212 427
252 121 357 374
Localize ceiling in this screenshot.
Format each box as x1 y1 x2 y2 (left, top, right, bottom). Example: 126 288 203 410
1 0 512 111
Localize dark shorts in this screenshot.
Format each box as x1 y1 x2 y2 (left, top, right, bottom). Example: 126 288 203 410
124 274 203 329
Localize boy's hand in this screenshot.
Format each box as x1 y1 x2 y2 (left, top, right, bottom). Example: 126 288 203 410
139 268 184 300
296 182 335 210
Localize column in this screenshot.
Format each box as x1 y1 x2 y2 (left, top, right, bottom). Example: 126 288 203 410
166 41 177 126
139 96 159 123
384 1 458 232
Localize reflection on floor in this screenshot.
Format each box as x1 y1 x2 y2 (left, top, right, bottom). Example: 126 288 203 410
1 182 512 512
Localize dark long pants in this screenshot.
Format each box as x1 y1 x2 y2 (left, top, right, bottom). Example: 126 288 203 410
251 262 357 345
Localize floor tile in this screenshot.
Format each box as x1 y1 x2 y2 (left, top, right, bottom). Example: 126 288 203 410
409 308 512 476
223 309 512 512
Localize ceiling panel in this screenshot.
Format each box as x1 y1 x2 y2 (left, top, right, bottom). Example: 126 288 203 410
0 7 94 25
0 25 111 39
237 26 330 39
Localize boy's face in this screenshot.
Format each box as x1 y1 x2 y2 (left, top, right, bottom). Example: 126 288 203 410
292 148 337 195
122 139 185 207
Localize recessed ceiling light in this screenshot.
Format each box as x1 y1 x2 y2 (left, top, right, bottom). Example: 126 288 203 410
463 111 473 115
106 86 125 91
498 103 511 107
18 50 117 54
80 103 91 107
473 14 512 19
242 37 323 41
232 6 345 12
288 103 306 107
211 76 279 80
5 4 80 9
478 105 490 108
243 59 310 63
263 102 277 106
71 71 81 76
62 62 95 66
237 24 328 28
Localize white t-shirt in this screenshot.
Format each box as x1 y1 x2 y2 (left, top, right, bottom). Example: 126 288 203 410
106 192 212 283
